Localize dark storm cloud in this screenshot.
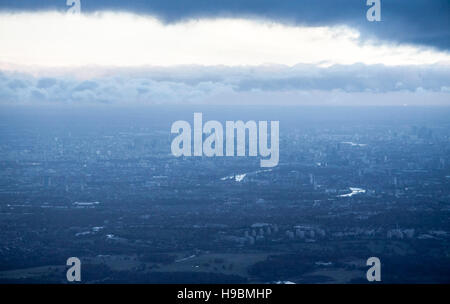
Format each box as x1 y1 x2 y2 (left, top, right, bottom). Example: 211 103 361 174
0 0 449 50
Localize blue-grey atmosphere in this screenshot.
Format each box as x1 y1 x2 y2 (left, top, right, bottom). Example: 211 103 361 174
0 0 449 285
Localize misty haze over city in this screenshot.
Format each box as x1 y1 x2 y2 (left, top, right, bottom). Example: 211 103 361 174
0 0 449 285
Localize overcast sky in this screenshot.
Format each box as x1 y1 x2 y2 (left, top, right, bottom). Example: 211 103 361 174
0 0 448 105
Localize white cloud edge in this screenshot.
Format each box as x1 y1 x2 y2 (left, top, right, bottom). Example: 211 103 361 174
1 11 450 68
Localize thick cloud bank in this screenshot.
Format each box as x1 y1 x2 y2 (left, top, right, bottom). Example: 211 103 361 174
1 64 449 105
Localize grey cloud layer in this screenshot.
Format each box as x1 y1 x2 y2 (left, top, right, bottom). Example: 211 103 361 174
0 64 449 105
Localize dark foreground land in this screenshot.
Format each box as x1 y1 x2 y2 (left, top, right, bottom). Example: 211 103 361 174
0 106 449 283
